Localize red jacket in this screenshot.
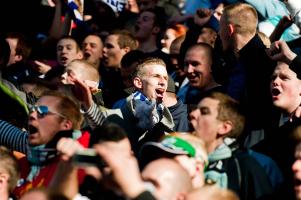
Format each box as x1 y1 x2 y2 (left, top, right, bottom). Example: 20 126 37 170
13 131 90 198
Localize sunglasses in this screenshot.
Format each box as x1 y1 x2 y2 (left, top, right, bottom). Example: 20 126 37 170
30 105 66 119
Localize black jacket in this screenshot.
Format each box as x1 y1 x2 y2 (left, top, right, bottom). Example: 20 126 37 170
168 99 190 132
206 142 274 200
252 116 301 199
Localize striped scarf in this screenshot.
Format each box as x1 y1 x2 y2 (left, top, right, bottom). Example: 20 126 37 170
26 144 57 181
133 91 164 130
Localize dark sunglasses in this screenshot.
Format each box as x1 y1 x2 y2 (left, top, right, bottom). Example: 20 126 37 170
30 105 66 119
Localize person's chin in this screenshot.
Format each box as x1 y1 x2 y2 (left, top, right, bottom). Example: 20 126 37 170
272 101 282 108
188 78 198 86
28 132 41 145
28 138 39 146
190 82 200 88
60 60 68 66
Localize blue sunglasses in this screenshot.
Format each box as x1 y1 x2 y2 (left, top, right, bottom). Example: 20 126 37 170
30 105 66 119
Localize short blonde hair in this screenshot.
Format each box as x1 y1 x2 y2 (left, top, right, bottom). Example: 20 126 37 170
134 57 166 78
223 3 258 36
69 59 100 82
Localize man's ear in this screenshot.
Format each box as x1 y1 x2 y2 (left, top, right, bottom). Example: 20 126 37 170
14 54 22 63
0 172 9 190
133 77 143 90
228 24 235 35
78 51 84 59
218 120 233 137
61 119 73 130
123 46 131 54
152 26 160 34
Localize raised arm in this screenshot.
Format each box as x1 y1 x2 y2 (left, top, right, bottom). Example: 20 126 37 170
83 102 107 129
0 120 28 153
267 40 301 78
269 15 293 42
48 0 73 39
69 75 107 129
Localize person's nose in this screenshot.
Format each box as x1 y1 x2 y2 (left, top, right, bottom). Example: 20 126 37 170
61 47 68 53
159 76 166 86
83 44 90 51
102 47 107 54
189 109 198 120
29 109 38 121
292 159 301 173
272 76 280 87
186 64 194 73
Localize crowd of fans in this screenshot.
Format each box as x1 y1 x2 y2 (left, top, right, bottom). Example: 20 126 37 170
1 0 301 199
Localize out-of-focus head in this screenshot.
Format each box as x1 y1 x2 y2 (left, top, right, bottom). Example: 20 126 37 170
20 188 48 200
270 62 301 114
142 158 192 200
140 133 208 188
133 57 168 102
90 123 131 153
90 123 132 182
170 133 208 188
20 188 69 200
140 133 208 164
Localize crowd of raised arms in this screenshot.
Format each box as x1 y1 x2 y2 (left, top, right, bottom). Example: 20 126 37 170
1 0 301 199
